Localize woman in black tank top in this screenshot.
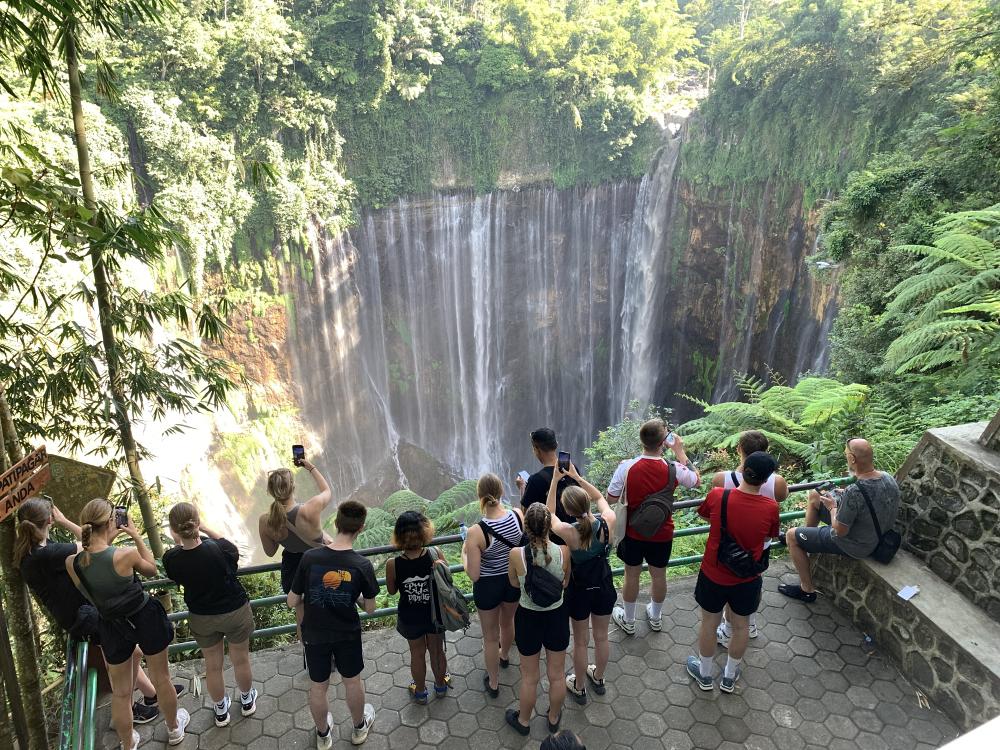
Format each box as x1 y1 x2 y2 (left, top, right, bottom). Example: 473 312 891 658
386 512 449 704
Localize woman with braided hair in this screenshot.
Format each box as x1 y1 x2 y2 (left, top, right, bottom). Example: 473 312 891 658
505 502 570 736
15 497 177 726
66 499 190 749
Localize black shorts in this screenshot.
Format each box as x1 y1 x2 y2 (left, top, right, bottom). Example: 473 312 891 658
616 536 673 569
794 525 849 555
99 598 175 665
305 636 364 682
565 579 617 621
396 616 444 641
694 570 762 617
281 551 304 594
514 604 570 656
473 574 520 610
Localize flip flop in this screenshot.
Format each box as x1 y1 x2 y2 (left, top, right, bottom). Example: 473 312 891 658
778 583 817 603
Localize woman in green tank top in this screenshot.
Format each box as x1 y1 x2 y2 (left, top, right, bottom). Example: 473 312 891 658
505 503 570 736
65 499 190 750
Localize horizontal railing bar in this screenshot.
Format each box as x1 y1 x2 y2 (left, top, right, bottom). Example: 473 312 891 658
671 476 854 510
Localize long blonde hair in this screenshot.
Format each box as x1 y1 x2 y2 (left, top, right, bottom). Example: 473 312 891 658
477 473 503 511
524 502 552 565
560 486 594 549
14 497 50 567
169 502 200 540
266 469 295 535
78 498 115 568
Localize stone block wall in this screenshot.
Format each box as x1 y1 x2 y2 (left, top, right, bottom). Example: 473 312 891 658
810 554 1000 732
895 422 1000 623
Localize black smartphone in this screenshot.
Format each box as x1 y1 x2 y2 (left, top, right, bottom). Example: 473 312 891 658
816 481 834 492
557 450 571 472
292 444 305 467
114 506 128 529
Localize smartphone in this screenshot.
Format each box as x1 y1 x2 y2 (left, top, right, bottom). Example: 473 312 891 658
292 444 305 467
517 470 530 483
557 451 571 472
114 506 128 529
816 481 834 493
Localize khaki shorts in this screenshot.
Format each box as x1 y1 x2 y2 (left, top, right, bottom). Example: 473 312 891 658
188 602 254 649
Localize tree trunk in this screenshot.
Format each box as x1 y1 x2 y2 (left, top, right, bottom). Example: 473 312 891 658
0 390 49 750
65 31 165 558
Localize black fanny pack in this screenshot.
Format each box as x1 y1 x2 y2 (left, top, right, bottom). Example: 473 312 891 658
716 490 771 579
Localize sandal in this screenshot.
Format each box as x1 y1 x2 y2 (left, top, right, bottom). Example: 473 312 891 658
433 676 451 697
408 682 429 705
482 673 499 699
499 656 510 669
778 583 817 603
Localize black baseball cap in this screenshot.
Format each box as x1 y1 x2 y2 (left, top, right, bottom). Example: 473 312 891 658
743 451 778 486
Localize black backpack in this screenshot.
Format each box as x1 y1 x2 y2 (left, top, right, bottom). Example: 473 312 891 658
522 545 564 608
629 462 677 538
570 516 612 590
716 490 770 578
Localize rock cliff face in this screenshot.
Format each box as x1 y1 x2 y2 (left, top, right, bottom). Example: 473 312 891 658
286 136 839 494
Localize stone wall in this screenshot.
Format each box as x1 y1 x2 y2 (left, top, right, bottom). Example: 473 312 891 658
810 552 1000 732
895 422 1000 623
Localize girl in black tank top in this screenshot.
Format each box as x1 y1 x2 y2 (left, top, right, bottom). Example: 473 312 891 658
385 512 450 704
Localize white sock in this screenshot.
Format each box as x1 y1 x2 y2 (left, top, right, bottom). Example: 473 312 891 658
240 689 253 701
700 654 714 678
623 601 637 623
724 656 741 678
649 600 663 619
215 697 227 710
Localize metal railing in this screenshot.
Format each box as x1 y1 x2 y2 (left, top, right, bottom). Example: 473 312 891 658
59 639 98 750
151 475 853 654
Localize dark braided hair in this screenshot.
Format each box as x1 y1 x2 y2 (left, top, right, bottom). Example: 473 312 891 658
524 502 552 565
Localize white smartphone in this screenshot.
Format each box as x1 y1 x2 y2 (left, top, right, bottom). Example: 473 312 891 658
517 470 530 482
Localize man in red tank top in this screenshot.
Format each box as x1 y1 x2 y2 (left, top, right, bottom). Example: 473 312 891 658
606 419 700 635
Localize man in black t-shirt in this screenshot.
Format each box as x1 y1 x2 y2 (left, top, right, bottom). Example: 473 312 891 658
518 428 578 538
289 500 379 748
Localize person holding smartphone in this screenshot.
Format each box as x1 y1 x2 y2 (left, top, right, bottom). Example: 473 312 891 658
65 499 190 749
258 448 334 598
518 428 578 542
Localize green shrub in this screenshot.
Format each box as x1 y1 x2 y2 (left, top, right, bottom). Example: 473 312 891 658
384 490 430 517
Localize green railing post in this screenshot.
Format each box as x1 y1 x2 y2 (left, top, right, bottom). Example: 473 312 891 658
72 641 89 750
82 667 98 750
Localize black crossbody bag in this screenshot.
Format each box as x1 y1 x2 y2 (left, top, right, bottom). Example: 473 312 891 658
717 490 771 578
856 483 901 564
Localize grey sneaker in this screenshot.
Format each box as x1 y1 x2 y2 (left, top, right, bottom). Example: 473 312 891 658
351 703 375 745
686 656 714 692
240 687 258 717
565 674 587 705
316 711 334 750
166 707 190 746
214 695 231 727
645 601 662 632
611 606 635 636
122 730 140 750
720 667 742 693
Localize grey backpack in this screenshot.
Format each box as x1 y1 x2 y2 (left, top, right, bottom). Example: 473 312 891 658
428 547 471 631
628 462 677 538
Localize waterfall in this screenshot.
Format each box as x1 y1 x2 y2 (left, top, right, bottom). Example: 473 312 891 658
290 132 836 496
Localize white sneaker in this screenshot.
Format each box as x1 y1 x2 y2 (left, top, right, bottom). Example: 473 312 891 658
645 602 662 632
749 614 759 639
717 619 732 648
316 712 334 750
351 704 375 745
611 606 635 636
240 687 258 717
214 695 231 727
122 730 140 750
166 708 190 746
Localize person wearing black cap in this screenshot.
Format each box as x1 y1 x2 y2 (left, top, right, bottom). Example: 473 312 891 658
686 452 780 693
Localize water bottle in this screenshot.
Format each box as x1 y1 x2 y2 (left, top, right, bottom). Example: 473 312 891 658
665 432 676 447
459 522 468 541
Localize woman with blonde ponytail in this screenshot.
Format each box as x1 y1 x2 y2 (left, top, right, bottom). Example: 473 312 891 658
164 503 257 727
257 458 333 596
546 463 617 705
461 473 524 698
505 502 570 736
66 499 190 749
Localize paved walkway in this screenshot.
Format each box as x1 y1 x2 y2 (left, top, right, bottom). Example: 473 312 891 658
98 563 961 750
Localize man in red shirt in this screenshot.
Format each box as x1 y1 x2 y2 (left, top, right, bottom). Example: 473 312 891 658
607 419 700 635
687 452 779 693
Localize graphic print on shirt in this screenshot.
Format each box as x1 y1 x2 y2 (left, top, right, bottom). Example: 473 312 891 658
308 566 355 607
401 574 431 605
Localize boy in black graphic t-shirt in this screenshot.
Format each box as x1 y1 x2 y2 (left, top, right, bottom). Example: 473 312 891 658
289 501 379 747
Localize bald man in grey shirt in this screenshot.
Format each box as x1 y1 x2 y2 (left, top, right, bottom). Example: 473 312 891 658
778 438 900 603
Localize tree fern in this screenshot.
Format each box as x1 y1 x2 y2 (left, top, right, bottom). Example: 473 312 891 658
883 205 1000 375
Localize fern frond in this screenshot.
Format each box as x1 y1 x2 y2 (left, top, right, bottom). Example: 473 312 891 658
885 270 968 316
913 268 1000 325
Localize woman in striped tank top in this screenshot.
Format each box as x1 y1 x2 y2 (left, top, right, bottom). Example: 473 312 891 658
461 473 524 698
